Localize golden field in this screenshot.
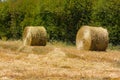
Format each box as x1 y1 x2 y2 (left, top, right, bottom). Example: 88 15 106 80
0 40 120 80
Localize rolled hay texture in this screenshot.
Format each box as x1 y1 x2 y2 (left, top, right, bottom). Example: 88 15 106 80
76 26 109 51
23 26 47 46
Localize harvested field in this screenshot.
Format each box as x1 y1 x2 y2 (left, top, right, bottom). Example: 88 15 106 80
0 40 120 80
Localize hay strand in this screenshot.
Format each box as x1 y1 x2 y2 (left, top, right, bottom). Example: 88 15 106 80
76 26 109 51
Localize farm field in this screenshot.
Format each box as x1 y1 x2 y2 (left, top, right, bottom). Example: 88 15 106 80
0 40 120 80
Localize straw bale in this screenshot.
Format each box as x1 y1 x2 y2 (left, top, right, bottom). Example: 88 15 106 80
23 26 47 46
76 26 109 51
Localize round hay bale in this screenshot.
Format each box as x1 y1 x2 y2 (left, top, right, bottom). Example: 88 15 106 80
23 26 47 46
76 26 109 51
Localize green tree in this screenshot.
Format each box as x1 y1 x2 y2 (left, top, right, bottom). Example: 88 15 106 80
92 0 120 45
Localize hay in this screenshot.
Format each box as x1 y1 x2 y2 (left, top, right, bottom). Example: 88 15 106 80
76 26 109 51
23 26 47 46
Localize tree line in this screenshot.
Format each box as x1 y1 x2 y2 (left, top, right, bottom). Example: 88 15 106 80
0 0 120 45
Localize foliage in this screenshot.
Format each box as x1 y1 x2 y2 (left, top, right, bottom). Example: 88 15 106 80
0 0 119 45
92 0 120 45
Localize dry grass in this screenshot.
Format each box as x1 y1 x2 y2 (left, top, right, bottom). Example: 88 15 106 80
0 40 120 80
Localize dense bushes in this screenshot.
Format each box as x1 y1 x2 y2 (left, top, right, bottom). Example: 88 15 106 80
0 0 119 45
92 0 120 45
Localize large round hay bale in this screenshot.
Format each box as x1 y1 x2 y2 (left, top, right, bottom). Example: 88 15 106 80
23 26 47 46
76 26 109 51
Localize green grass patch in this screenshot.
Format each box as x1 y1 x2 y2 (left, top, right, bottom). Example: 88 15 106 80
108 44 120 51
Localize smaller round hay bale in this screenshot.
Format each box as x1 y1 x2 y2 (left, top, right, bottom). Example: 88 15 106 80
23 26 47 46
76 26 109 51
